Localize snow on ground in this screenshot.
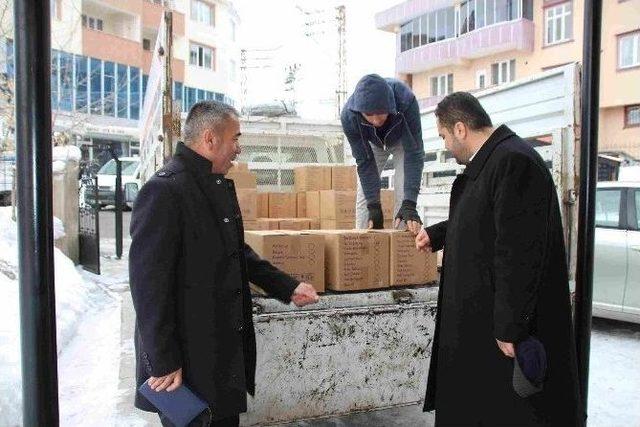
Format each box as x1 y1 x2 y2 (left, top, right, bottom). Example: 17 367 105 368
0 207 109 426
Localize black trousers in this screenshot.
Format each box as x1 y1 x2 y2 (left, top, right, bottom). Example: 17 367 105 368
159 410 239 427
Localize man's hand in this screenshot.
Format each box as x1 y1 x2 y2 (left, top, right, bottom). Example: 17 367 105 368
367 203 384 229
415 228 432 252
496 339 515 358
291 282 320 307
148 368 182 392
395 200 422 235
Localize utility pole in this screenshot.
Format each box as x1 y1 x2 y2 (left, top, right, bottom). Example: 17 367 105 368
162 7 174 163
336 5 346 118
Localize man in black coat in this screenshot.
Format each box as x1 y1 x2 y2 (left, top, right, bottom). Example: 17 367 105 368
129 101 319 427
416 92 584 426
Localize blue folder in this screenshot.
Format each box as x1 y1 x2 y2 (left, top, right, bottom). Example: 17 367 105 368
139 382 209 427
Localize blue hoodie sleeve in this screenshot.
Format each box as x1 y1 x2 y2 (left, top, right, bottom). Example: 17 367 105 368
400 97 424 203
341 110 381 205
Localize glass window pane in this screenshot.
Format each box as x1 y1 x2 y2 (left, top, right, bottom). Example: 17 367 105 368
204 47 212 69
59 52 73 111
477 0 485 28
447 74 454 94
446 8 455 39
406 21 413 49
437 9 447 41
103 61 115 116
509 0 519 20
117 63 128 118
468 0 476 32
431 77 438 96
523 0 533 20
555 16 562 42
486 0 495 25
460 1 468 34
428 12 436 43
413 19 420 47
501 61 507 82
509 59 516 81
495 0 508 23
595 190 621 228
174 81 183 104
421 16 428 45
565 7 573 40
491 63 499 85
197 89 206 102
51 50 59 110
190 44 198 66
90 58 102 114
75 55 88 112
628 106 640 126
130 66 140 120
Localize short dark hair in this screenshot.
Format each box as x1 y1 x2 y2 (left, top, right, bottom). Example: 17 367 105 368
435 92 492 132
183 101 239 145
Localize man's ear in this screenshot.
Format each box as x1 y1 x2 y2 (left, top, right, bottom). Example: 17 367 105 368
454 121 467 139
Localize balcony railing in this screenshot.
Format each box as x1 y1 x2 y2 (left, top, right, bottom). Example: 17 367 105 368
397 19 534 74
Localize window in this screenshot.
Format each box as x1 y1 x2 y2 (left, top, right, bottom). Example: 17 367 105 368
82 15 104 31
59 51 73 111
130 67 140 120
491 59 516 85
116 63 129 118
190 43 214 69
626 105 640 128
413 19 421 48
143 38 151 51
230 59 237 81
619 31 640 69
191 0 214 26
545 3 573 45
173 81 183 106
75 55 88 113
595 189 622 228
477 70 487 89
90 58 102 114
51 50 59 110
103 61 115 116
430 74 454 96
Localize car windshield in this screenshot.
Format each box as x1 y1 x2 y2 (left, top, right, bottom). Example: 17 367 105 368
98 160 139 176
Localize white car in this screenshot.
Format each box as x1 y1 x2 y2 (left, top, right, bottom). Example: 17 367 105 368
87 157 141 209
593 181 640 324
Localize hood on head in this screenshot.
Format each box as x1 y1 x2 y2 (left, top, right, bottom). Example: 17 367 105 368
350 74 397 115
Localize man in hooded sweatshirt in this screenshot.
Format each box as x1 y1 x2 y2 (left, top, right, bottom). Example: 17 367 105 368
340 74 425 234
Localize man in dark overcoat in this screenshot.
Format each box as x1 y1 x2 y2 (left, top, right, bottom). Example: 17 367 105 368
129 101 319 427
416 92 584 426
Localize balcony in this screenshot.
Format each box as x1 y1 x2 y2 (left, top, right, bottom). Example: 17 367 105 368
418 95 445 110
376 0 452 32
396 19 534 74
82 28 143 67
90 0 143 16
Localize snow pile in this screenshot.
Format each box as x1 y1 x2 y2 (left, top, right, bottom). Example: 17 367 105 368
0 207 99 426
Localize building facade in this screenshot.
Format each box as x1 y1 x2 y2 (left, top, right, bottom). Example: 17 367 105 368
375 0 640 159
0 0 241 167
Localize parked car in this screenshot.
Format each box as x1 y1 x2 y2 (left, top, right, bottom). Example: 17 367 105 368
85 157 140 210
593 181 640 324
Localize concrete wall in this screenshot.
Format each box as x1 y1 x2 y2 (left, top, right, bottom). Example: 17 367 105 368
53 160 79 264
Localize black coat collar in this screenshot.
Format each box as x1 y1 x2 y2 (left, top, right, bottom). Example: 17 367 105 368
463 125 515 180
174 142 224 179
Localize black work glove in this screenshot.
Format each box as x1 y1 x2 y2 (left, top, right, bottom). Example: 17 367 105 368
367 202 384 229
395 199 422 225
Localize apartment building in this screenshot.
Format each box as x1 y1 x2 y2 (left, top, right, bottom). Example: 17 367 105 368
375 0 640 159
0 0 241 166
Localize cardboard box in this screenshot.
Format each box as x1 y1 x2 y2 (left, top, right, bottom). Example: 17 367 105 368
311 230 389 291
244 220 272 231
320 190 356 221
278 218 310 231
308 218 321 230
331 165 357 190
226 171 257 189
269 193 297 218
294 166 332 192
256 218 280 230
381 189 395 219
236 189 257 221
257 193 269 218
320 219 356 230
306 191 321 219
244 231 325 293
297 192 307 218
229 162 249 173
375 230 438 286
